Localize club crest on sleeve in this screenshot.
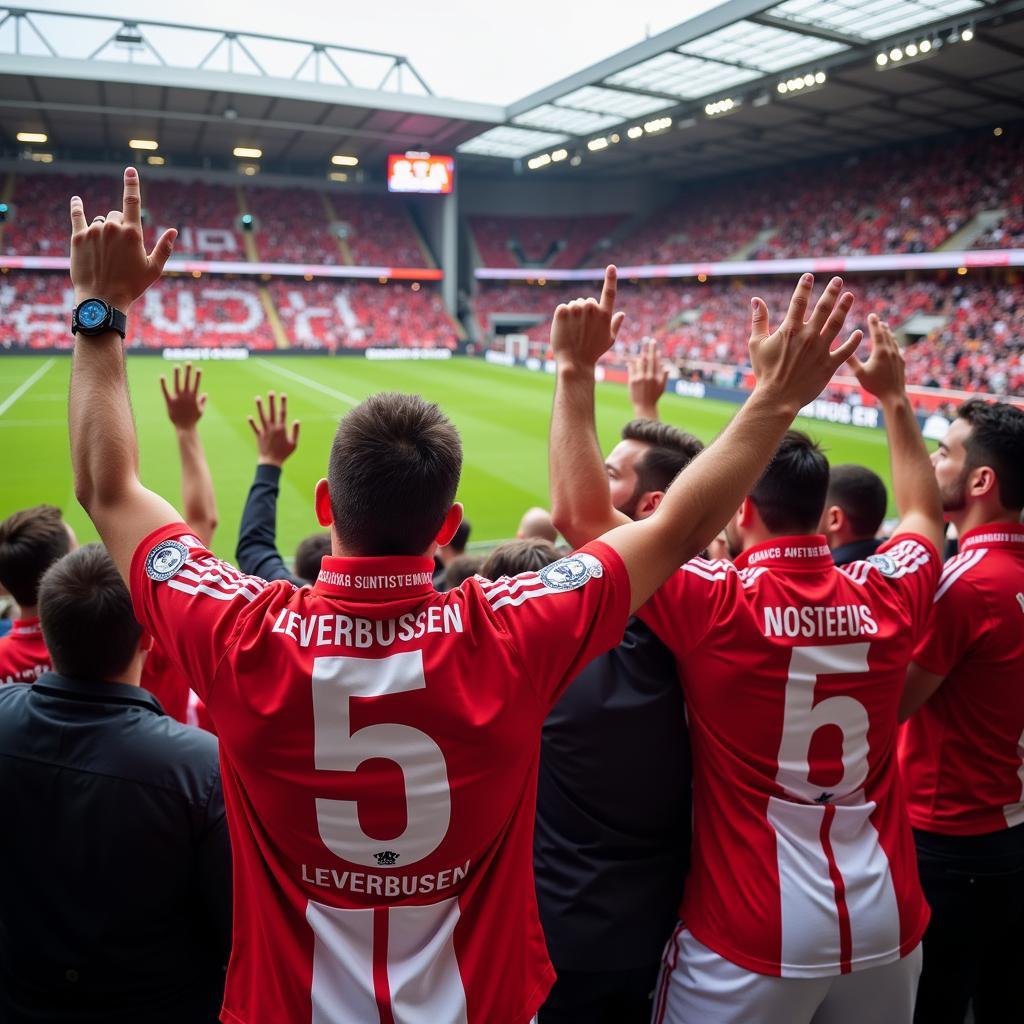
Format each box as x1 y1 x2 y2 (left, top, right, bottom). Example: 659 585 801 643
539 552 604 592
145 539 189 582
866 553 898 577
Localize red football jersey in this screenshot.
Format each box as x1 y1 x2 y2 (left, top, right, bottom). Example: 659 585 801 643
900 523 1024 835
0 618 51 685
141 642 190 723
130 523 630 1024
638 534 938 978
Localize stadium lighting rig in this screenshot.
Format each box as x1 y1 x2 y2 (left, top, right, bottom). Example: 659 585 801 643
331 155 359 166
233 146 263 159
704 98 740 118
16 132 47 144
876 24 972 69
777 71 826 96
129 139 159 151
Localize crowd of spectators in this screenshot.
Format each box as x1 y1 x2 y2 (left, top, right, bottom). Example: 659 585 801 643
242 186 343 265
469 214 626 269
327 195 428 267
474 273 1023 397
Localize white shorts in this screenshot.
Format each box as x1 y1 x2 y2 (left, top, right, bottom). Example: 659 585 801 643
651 925 922 1024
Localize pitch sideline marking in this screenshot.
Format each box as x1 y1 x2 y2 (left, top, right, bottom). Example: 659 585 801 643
253 358 361 407
0 358 56 418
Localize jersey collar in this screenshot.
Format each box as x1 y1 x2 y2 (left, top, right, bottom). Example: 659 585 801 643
10 617 42 637
960 522 1024 551
313 555 437 601
733 535 834 571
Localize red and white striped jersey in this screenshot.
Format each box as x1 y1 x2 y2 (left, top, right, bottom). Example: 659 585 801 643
900 522 1024 835
638 533 938 979
129 523 630 1024
0 618 50 685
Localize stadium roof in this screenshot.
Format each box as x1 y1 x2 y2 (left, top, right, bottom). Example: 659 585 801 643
0 7 504 177
459 0 1024 180
0 2 1022 185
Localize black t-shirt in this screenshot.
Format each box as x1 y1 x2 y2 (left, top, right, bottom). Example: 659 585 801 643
534 619 691 971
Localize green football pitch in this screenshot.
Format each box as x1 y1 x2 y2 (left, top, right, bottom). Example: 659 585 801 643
0 354 899 562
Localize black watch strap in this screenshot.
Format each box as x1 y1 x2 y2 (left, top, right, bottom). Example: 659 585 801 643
109 307 127 339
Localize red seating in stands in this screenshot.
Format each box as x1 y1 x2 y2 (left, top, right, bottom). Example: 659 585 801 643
327 196 427 268
244 186 342 265
469 214 626 269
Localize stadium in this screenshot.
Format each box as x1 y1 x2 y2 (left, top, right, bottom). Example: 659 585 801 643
0 2 1022 1023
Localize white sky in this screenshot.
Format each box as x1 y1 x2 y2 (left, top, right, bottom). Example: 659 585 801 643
22 0 722 104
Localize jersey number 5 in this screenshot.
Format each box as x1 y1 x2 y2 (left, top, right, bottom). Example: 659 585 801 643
312 651 451 868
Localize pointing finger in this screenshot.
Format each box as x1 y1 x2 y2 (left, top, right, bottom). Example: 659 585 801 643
69 196 87 233
123 166 142 227
599 265 617 314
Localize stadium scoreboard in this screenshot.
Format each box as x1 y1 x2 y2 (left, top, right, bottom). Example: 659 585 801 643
388 152 454 194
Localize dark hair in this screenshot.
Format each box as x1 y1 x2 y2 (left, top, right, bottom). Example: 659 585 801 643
447 518 471 553
328 393 463 556
481 539 562 580
749 431 830 535
295 533 332 582
38 544 142 680
621 418 704 495
0 505 72 608
958 399 1024 510
826 465 888 539
442 554 484 590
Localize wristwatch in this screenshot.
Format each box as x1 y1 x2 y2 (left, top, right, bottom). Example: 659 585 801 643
72 298 127 339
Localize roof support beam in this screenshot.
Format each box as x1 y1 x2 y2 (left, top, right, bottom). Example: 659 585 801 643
750 13 865 47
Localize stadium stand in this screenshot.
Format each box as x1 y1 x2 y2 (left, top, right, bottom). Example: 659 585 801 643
469 214 627 268
243 186 343 265
327 195 429 267
474 275 1024 396
611 127 1024 264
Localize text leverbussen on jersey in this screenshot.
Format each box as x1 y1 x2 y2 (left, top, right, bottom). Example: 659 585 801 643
271 605 465 649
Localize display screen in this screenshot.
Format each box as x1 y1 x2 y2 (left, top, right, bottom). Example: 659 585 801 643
387 152 454 194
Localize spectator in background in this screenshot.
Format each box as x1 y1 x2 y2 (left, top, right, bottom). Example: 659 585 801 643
144 363 219 726
0 504 73 685
820 464 888 565
517 506 559 544
628 337 671 421
537 374 703 1023
236 392 330 585
482 538 561 579
440 553 485 590
434 515 471 588
900 399 1024 1024
0 544 231 1023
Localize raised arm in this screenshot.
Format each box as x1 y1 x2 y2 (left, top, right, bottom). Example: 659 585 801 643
69 167 181 578
847 315 944 553
628 338 670 421
551 268 862 612
161 363 218 547
236 392 303 583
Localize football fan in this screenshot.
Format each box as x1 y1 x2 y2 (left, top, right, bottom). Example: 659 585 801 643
899 398 1024 1024
627 337 671 421
0 544 230 1023
551 312 944 1023
0 504 73 685
819 464 888 566
236 391 331 585
479 539 561 579
64 168 859 1024
537 413 701 1024
516 507 559 544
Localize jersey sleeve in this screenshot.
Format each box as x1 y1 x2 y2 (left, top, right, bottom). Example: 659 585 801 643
636 556 738 660
864 533 941 637
130 522 281 702
913 558 986 678
474 540 631 708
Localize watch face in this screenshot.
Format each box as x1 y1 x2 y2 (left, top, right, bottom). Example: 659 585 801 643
78 300 108 330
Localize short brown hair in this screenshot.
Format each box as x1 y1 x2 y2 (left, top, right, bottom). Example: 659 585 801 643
38 544 143 681
958 399 1024 510
621 418 705 497
328 393 463 556
481 539 562 580
295 533 331 582
0 505 72 608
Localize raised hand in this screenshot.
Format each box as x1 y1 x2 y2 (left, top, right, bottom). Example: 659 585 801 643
248 392 300 467
748 274 863 413
160 363 207 430
550 265 626 370
69 166 177 312
847 314 906 403
628 338 669 420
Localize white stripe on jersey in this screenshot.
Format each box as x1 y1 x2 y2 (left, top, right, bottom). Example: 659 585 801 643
1004 727 1024 829
481 573 541 601
683 562 734 584
838 562 872 587
167 579 258 603
738 567 768 589
933 549 987 603
487 584 558 613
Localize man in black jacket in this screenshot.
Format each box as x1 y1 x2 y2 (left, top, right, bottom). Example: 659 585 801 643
237 391 329 585
538 416 702 1024
819 463 888 566
0 544 231 1024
